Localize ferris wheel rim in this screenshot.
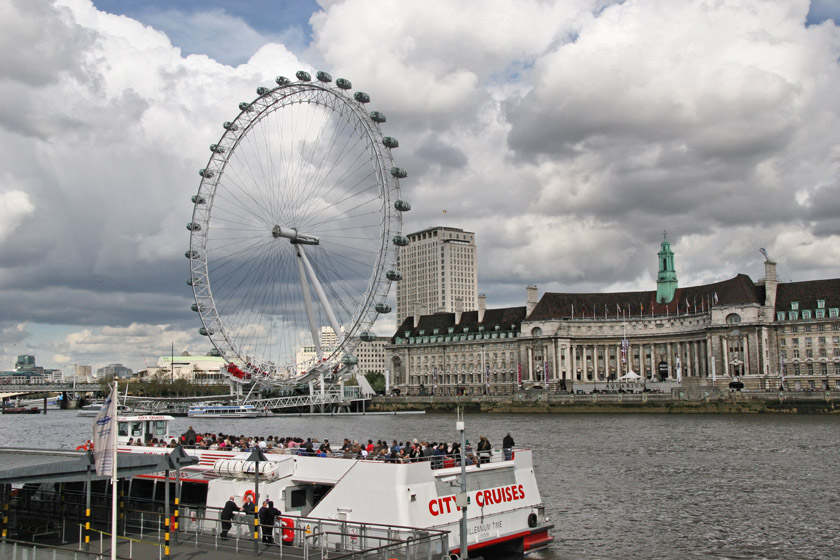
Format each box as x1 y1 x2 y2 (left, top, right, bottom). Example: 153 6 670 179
187 74 404 379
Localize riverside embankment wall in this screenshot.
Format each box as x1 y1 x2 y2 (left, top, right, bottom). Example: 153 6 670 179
367 390 840 414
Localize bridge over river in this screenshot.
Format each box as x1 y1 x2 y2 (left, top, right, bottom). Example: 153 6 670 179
0 382 371 415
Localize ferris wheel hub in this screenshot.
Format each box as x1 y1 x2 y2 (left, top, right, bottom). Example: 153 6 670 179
271 225 319 245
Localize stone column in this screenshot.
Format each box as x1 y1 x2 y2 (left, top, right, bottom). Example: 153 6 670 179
666 342 673 379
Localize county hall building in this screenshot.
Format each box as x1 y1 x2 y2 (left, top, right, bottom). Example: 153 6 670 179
385 236 840 395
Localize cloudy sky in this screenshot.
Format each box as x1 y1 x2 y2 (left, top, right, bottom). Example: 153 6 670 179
1 0 839 373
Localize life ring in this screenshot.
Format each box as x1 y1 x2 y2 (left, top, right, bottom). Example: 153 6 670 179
281 517 295 543
243 489 256 503
76 442 91 451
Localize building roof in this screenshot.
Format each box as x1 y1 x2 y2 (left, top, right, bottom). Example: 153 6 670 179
527 274 763 320
775 278 840 313
393 306 526 340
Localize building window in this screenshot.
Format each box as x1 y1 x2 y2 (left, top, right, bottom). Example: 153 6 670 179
792 338 799 345
817 299 826 309
791 302 799 311
806 349 813 358
789 311 799 320
779 338 786 346
776 311 786 321
803 311 812 320
830 309 840 318
805 325 812 332
816 309 825 319
726 313 741 324
793 349 800 358
820 348 827 358
794 364 801 375
805 338 812 346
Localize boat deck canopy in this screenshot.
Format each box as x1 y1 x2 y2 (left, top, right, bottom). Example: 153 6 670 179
0 447 198 485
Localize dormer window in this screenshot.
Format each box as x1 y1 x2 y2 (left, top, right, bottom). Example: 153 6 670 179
817 299 826 309
776 311 785 321
802 310 812 320
791 302 799 311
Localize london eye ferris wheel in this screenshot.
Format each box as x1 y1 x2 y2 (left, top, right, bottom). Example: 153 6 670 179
186 70 411 384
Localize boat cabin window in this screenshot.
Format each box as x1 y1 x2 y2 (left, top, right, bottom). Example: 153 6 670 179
131 422 143 437
289 488 307 508
284 484 333 516
151 420 168 437
118 422 129 437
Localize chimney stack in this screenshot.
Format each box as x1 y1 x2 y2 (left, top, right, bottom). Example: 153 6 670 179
478 293 486 323
455 297 464 325
526 285 538 316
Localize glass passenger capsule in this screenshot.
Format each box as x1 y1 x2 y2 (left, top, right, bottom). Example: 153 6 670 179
359 331 376 342
238 102 253 112
275 76 290 85
191 303 205 312
394 199 411 211
185 250 199 259
256 86 270 95
223 121 239 130
186 222 201 231
199 327 213 336
192 195 206 204
383 137 399 148
354 91 370 103
390 167 407 179
392 235 409 246
336 78 352 89
369 111 386 123
209 144 225 153
316 71 332 82
296 70 311 81
198 168 214 178
386 270 403 281
375 303 392 314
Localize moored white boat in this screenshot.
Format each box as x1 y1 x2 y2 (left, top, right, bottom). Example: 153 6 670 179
187 403 264 418
78 403 139 417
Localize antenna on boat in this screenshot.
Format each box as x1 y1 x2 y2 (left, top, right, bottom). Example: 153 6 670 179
456 406 469 559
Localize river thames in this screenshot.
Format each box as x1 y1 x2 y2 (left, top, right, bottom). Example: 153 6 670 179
2 410 838 559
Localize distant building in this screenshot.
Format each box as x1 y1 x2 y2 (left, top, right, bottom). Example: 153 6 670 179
139 352 228 385
395 226 478 326
8 354 60 382
96 363 133 380
387 236 840 395
296 326 388 376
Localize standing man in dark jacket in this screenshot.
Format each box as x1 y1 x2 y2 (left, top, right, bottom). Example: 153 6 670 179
258 500 282 543
219 496 240 540
502 432 515 461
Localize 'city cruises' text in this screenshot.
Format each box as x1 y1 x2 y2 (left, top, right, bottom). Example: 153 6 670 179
428 484 525 516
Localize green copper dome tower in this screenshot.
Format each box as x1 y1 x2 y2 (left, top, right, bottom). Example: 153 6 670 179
656 231 678 303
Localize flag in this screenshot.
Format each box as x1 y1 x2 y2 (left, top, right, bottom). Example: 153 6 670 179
442 209 447 215
676 357 682 383
93 383 118 476
713 291 719 304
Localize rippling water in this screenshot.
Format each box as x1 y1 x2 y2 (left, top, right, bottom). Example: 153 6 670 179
3 410 839 559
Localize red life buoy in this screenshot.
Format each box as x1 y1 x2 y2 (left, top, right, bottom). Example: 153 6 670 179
243 489 256 503
281 517 295 544
76 444 87 451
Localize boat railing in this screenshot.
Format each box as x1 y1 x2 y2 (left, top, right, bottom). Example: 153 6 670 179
7 487 449 558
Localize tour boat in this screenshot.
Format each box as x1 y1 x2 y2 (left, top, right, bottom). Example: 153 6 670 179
78 403 138 417
112 415 553 556
187 403 264 418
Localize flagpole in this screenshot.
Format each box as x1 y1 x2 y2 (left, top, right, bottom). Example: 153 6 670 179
111 380 118 560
